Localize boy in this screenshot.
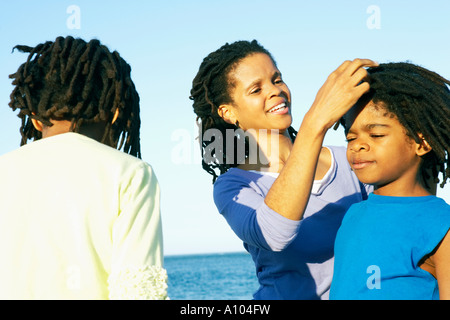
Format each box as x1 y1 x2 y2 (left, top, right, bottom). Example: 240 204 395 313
0 36 167 299
330 62 450 300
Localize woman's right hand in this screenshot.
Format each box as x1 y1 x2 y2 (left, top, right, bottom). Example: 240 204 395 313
306 59 379 132
265 59 378 222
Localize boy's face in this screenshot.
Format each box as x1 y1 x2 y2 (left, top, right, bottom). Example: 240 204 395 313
343 100 425 195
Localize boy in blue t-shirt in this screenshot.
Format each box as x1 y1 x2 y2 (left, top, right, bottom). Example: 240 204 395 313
330 62 450 300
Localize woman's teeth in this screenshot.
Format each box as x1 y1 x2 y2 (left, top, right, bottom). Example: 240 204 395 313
268 103 286 113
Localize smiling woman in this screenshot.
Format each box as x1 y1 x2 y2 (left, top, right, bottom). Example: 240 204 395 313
190 39 378 299
190 40 298 182
217 53 292 133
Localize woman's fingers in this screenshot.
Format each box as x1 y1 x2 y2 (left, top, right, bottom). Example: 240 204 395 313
353 80 371 97
350 67 369 87
334 60 353 74
344 58 379 76
333 58 377 76
308 58 378 130
327 59 376 89
333 58 377 95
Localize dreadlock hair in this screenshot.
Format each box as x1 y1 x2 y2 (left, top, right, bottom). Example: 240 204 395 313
340 62 450 188
8 36 141 158
190 40 297 183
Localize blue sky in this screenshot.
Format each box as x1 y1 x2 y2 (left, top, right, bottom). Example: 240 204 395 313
0 0 449 255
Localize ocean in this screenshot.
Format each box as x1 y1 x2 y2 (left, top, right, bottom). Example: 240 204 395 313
164 251 259 300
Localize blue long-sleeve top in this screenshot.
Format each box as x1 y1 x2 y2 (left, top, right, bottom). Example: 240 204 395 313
213 146 372 299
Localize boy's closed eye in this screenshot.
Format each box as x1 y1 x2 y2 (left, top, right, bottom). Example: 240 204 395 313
345 136 356 143
345 133 386 142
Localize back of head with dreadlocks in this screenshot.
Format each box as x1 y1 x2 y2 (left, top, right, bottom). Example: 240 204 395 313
341 62 450 188
8 36 141 158
190 40 297 182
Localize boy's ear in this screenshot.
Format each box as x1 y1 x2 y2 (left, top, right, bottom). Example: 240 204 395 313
31 118 44 132
416 134 432 156
112 108 119 124
217 104 238 125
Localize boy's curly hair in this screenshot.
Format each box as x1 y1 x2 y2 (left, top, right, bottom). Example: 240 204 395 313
8 36 141 157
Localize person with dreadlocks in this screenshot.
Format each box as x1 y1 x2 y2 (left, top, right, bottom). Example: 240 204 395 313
330 62 450 300
190 39 378 299
0 36 167 299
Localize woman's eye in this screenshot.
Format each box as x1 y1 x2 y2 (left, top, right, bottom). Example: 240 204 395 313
371 134 385 138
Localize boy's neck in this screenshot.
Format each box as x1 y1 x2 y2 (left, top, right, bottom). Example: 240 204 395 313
373 181 433 197
40 120 73 138
41 120 110 144
371 157 436 197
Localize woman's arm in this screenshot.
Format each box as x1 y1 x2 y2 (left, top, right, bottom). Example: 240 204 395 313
214 173 301 251
265 59 378 221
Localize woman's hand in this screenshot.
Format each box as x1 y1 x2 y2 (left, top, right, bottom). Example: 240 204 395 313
306 59 379 132
265 59 378 222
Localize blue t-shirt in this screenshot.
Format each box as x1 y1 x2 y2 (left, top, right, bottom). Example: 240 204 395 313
213 146 371 299
330 193 450 300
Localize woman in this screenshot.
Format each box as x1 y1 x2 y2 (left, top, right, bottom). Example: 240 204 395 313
190 40 377 299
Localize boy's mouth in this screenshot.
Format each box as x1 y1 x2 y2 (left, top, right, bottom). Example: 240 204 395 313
352 159 375 170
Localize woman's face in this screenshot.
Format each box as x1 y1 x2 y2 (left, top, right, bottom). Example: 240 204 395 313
223 53 292 132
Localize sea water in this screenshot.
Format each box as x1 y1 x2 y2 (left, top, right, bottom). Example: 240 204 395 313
165 251 258 300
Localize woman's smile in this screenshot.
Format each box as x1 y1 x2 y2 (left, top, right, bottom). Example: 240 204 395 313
267 102 289 114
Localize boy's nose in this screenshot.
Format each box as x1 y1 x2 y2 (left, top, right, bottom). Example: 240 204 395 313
350 140 370 152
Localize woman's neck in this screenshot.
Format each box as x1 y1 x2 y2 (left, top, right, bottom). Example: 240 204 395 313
238 129 293 173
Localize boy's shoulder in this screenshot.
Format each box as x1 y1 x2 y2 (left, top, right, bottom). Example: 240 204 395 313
352 194 450 216
0 132 147 171
434 195 450 212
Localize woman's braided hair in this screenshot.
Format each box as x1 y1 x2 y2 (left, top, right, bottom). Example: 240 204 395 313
8 36 141 157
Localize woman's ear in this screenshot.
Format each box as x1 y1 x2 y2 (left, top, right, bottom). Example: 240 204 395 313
416 134 432 157
217 104 238 125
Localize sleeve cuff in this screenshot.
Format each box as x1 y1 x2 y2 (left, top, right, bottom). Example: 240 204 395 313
108 265 169 300
256 202 301 252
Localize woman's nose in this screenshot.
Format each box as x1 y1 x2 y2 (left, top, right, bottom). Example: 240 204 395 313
268 83 283 98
